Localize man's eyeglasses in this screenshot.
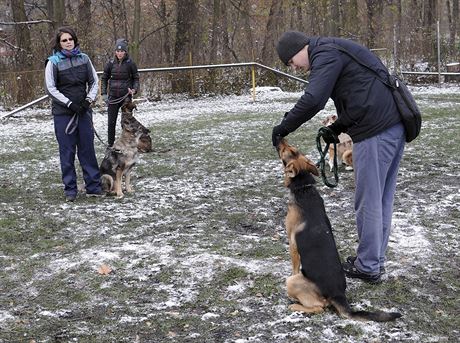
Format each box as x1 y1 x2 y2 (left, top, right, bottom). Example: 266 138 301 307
60 38 74 43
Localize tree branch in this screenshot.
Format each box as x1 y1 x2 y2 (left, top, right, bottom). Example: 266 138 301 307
0 19 53 25
0 37 25 52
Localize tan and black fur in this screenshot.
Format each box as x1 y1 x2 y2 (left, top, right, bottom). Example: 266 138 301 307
100 100 149 198
277 139 401 322
322 114 353 171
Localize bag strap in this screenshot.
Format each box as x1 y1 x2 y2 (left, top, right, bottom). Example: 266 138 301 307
323 43 395 89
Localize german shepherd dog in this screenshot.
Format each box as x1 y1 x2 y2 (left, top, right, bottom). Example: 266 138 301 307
276 139 401 322
100 100 149 198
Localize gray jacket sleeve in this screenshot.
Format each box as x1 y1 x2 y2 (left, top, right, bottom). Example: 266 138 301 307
44 60 72 107
85 58 99 101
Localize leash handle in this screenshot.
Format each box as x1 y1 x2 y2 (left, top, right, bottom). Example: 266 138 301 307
316 127 339 188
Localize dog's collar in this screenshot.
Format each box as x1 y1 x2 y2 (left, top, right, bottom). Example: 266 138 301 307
289 183 315 192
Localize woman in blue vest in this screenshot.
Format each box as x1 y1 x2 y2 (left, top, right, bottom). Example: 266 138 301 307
101 39 140 147
45 27 103 202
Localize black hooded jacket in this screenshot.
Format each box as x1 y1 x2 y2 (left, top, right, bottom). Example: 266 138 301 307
101 54 140 99
280 37 401 143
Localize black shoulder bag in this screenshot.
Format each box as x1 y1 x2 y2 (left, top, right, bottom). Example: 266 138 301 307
325 44 422 142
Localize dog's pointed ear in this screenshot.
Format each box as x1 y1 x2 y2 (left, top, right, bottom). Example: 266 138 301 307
304 159 320 176
284 160 299 179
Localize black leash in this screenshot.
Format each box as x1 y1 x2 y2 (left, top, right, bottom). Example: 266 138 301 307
108 92 131 105
316 127 339 188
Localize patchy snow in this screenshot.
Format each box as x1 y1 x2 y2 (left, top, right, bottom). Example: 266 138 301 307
0 85 459 342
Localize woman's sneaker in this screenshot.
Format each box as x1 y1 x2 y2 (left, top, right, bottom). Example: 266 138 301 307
66 194 77 202
86 191 105 198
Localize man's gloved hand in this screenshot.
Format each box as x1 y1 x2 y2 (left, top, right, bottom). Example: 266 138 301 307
320 127 340 145
102 94 108 104
69 102 80 114
272 124 289 147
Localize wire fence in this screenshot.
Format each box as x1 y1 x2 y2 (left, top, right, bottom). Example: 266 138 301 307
1 61 460 118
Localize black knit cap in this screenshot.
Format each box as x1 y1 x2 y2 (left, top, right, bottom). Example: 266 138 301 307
276 31 310 66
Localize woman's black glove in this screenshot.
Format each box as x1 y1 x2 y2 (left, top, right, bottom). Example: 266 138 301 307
80 99 91 110
69 102 81 114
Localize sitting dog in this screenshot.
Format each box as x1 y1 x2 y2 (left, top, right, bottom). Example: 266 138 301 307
100 100 149 198
276 138 401 322
322 114 353 171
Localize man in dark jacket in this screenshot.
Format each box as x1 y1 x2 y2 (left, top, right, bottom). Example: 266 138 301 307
101 38 140 147
272 31 406 283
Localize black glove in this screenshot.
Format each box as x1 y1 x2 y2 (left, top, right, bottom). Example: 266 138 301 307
320 127 340 144
272 124 289 147
80 99 91 110
69 102 80 114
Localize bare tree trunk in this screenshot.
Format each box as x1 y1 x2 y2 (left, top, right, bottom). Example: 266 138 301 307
131 0 141 64
330 0 340 36
341 0 359 39
261 0 282 64
296 3 305 32
395 0 402 72
423 0 438 62
11 0 33 104
173 0 198 92
447 0 459 58
241 0 254 60
157 0 171 64
47 0 54 38
220 0 232 62
209 0 220 64
53 0 66 28
77 0 93 58
366 0 384 48
100 0 117 41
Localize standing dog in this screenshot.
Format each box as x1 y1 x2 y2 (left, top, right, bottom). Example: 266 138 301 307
100 101 149 197
322 114 353 171
277 139 401 322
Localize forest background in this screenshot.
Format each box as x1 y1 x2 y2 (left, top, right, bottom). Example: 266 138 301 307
1 0 459 106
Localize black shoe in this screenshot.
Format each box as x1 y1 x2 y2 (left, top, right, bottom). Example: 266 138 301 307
86 191 105 198
66 194 77 202
343 260 382 284
346 255 386 274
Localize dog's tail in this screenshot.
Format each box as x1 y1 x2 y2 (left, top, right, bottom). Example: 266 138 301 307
331 295 401 322
101 174 113 193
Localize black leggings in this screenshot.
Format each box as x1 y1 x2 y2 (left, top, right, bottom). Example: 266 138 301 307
107 102 123 146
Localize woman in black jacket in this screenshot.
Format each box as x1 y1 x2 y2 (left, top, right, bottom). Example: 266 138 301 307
272 31 406 284
101 39 140 147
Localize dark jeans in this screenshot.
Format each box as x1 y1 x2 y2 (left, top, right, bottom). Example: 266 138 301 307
53 111 102 196
107 102 123 147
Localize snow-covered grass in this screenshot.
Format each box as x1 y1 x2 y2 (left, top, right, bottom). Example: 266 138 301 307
0 86 459 342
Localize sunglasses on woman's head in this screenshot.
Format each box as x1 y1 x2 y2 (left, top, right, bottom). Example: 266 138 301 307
60 37 74 43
